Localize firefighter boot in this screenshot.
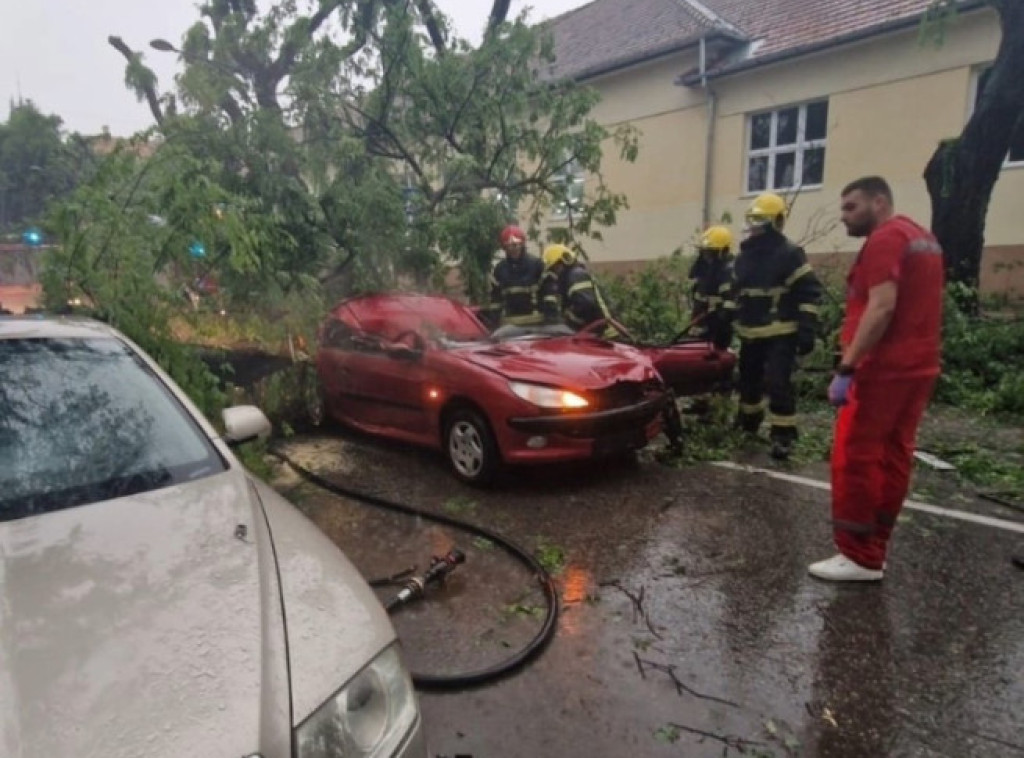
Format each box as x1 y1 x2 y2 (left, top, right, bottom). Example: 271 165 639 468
770 439 793 461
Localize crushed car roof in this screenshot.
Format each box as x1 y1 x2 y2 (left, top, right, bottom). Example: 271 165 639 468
330 293 487 341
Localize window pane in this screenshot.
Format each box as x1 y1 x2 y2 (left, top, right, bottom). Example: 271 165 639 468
805 101 829 141
774 152 796 189
748 156 768 192
777 108 798 145
802 147 826 185
750 113 772 150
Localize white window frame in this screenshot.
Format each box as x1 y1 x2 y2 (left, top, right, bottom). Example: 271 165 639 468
744 100 829 195
550 156 585 220
969 65 1024 168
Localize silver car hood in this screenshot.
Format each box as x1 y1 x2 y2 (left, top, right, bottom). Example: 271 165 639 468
0 469 268 758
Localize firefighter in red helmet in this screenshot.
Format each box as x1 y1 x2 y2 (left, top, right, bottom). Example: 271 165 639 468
485 224 545 328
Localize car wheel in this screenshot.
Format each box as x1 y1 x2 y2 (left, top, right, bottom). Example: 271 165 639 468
444 408 499 486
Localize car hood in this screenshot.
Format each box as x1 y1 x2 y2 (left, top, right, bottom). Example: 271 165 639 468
455 336 660 388
0 469 270 758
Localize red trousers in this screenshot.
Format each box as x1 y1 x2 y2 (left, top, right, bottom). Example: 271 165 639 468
831 375 937 569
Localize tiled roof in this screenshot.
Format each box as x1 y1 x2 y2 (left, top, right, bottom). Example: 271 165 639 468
545 0 731 81
547 0 979 81
704 0 937 58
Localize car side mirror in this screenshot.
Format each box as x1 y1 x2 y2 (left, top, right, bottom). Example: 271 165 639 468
222 405 272 446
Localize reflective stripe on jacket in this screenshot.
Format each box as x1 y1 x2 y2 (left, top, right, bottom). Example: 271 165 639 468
490 253 544 326
540 263 618 337
732 231 822 341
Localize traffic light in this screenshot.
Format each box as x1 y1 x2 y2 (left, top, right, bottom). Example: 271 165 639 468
188 240 207 258
22 227 43 246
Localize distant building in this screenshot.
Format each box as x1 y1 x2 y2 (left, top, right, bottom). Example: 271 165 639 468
83 132 160 158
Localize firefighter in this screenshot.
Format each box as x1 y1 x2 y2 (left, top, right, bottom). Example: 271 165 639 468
487 224 545 328
732 192 822 460
541 244 683 449
688 225 736 350
539 243 618 337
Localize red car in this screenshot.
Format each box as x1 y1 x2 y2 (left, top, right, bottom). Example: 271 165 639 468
314 293 734 485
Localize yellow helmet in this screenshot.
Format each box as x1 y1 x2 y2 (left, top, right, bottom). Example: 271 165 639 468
699 225 733 252
543 243 577 270
745 192 787 231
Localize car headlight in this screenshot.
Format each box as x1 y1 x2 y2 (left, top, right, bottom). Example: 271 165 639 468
510 381 589 409
295 644 418 758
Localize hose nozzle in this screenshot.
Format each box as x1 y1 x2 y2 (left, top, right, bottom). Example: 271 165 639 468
385 549 465 612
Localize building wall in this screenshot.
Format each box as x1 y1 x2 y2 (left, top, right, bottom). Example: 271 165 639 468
567 6 1024 296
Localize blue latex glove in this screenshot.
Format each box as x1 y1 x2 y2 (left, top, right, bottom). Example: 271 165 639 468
828 373 853 407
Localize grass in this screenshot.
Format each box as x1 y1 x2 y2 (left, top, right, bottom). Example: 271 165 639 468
442 495 478 516
534 539 566 575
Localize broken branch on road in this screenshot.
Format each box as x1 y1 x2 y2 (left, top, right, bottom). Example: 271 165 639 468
634 654 740 708
599 579 663 639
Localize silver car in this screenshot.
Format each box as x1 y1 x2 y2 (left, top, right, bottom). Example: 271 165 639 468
0 316 426 758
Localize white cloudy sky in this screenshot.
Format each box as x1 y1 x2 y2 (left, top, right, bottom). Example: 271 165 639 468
0 0 589 136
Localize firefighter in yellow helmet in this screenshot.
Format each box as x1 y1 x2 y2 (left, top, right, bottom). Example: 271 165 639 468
732 192 822 460
688 225 736 350
539 243 618 337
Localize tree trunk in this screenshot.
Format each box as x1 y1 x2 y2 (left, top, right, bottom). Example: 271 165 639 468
923 0 1024 297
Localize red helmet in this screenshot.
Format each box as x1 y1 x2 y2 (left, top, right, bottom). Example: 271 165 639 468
499 225 526 247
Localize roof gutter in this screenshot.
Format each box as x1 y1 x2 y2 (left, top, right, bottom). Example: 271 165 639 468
700 36 718 228
677 0 988 87
571 29 744 84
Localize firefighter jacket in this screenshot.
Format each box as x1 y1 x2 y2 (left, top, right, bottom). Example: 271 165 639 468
489 253 545 326
539 262 616 333
688 253 735 348
731 230 821 341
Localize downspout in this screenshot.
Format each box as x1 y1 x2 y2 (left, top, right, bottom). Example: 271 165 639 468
700 35 718 228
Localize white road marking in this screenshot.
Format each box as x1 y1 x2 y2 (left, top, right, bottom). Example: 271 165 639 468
711 461 1024 534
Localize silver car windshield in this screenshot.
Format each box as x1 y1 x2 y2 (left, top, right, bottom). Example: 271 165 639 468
0 337 226 521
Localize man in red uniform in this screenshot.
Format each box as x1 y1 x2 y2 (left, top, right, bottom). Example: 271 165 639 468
809 176 944 582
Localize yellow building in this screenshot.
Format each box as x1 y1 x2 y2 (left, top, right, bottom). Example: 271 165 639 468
546 0 1024 295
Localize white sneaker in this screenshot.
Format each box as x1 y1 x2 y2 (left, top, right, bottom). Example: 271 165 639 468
808 554 884 582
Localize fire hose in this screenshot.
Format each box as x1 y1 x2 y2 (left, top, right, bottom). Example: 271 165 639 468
268 447 559 691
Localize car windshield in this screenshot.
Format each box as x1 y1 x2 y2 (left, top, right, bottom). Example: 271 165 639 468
0 337 226 521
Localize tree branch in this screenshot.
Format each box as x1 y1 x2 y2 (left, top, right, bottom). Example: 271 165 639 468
486 0 512 36
923 0 1024 288
413 0 448 56
107 36 165 126
272 0 349 80
218 92 244 125
341 101 427 184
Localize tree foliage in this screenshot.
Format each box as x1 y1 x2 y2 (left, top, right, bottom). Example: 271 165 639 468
0 100 90 231
87 0 637 307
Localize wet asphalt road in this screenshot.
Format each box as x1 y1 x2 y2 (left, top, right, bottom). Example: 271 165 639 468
272 431 1024 758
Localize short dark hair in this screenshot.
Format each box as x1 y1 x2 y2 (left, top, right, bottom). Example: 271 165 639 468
841 176 893 203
